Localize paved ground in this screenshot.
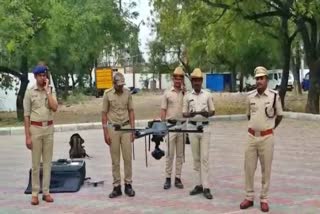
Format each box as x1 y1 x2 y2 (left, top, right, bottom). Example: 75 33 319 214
0 119 319 214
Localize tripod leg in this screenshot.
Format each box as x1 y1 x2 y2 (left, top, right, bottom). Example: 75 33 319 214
183 133 185 163
145 136 148 167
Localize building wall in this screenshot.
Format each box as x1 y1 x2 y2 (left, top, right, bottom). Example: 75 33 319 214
0 73 55 112
1 72 207 112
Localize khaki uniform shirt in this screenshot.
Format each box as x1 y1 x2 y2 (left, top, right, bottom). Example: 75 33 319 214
102 88 133 124
247 88 283 131
183 89 215 120
161 87 184 120
23 84 56 122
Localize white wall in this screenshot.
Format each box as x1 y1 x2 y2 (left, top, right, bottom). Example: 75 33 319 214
122 73 204 91
0 73 55 112
1 71 207 112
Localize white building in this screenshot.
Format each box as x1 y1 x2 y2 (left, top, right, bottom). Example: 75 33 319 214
0 73 55 112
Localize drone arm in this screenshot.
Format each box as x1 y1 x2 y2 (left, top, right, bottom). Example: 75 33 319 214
168 129 203 133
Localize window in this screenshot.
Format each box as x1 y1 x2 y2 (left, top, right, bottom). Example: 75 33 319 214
274 73 278 80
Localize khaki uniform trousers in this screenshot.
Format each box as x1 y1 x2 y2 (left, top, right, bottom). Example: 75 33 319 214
165 132 184 178
30 125 54 197
189 124 211 188
108 125 132 187
245 133 274 202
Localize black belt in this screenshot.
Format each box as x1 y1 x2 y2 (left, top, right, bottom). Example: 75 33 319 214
109 120 130 127
168 120 185 125
189 121 209 126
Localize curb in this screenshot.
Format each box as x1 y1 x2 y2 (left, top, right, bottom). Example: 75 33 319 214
0 112 319 136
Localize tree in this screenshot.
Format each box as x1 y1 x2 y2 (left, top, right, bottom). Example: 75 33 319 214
291 39 303 95
0 0 47 120
151 0 280 91
200 0 320 113
294 1 320 113
0 0 141 120
152 0 193 74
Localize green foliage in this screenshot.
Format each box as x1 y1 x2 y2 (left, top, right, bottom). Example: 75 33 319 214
150 0 281 76
0 0 141 92
64 91 89 105
148 40 179 75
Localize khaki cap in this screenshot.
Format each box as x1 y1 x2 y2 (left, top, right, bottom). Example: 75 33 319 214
254 66 268 78
173 67 185 76
190 68 203 78
113 72 125 86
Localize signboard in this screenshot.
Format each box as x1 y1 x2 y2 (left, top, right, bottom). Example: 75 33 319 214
95 67 113 89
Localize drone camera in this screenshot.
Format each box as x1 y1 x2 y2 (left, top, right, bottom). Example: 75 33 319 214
197 125 203 132
151 147 165 160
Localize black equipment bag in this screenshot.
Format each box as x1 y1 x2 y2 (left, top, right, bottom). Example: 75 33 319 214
24 159 86 194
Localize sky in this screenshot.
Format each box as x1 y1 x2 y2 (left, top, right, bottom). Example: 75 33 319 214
124 0 155 62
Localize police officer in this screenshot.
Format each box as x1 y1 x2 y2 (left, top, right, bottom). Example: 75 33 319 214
102 72 136 198
240 66 283 212
23 64 58 205
160 67 185 190
183 68 215 200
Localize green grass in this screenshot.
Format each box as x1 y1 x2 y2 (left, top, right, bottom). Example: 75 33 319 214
0 118 23 127
64 92 90 105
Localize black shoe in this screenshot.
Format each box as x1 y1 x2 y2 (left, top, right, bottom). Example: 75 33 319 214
109 185 122 198
174 177 184 189
163 178 171 190
124 184 135 197
203 188 213 200
190 185 203 195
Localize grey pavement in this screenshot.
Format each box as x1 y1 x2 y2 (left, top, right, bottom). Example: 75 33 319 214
0 119 319 213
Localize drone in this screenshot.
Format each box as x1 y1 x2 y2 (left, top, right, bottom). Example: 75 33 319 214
114 119 204 167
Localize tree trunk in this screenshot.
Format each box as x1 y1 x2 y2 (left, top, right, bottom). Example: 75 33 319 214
51 72 59 94
306 59 320 113
231 67 236 92
296 17 319 113
179 47 192 75
16 55 29 121
63 72 69 99
89 68 93 89
159 73 162 90
239 72 244 92
291 46 302 95
278 17 291 109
